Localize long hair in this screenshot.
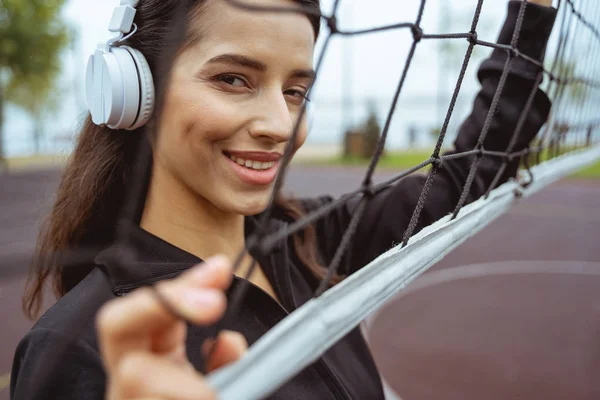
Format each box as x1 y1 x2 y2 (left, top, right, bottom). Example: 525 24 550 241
23 0 338 319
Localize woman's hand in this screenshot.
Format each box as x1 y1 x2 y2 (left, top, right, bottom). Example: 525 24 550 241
527 0 553 7
97 255 246 400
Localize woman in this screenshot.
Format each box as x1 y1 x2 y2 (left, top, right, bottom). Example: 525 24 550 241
11 0 556 398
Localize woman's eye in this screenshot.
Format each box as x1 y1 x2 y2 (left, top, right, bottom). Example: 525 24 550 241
285 89 309 103
216 75 247 87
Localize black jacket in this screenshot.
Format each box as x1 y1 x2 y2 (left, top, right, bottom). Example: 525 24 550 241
11 3 556 399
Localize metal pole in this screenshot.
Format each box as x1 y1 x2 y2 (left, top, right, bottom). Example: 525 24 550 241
342 1 354 131
437 0 452 128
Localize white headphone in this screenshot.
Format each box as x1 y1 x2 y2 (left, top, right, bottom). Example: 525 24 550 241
85 0 155 130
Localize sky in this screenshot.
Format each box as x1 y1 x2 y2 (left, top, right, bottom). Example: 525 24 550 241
5 0 537 156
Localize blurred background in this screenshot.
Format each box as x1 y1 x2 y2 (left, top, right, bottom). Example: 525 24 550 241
1 0 599 399
2 0 597 164
5 0 595 161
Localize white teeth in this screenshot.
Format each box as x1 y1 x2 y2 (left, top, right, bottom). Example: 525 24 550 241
226 154 276 170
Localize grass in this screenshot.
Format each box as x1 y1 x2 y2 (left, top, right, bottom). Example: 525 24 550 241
302 148 600 179
0 373 10 391
309 150 434 170
535 147 600 179
5 154 69 171
572 160 600 178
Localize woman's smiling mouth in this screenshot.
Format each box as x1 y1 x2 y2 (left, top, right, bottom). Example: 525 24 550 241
223 151 281 185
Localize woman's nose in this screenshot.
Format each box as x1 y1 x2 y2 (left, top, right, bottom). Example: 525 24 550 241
247 91 294 143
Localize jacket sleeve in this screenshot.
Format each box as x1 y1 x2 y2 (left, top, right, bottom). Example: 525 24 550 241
299 1 557 276
11 328 106 400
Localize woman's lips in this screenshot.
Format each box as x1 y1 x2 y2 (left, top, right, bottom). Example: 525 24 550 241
223 152 280 186
226 150 282 162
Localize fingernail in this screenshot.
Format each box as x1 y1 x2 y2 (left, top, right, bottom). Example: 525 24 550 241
190 255 229 280
184 288 222 308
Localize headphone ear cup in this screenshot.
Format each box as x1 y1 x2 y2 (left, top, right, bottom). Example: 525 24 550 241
85 46 154 130
122 46 155 130
85 46 141 130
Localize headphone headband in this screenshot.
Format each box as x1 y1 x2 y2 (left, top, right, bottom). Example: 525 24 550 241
108 1 138 36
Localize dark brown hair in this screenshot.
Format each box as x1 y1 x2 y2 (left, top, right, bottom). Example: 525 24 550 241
23 0 338 319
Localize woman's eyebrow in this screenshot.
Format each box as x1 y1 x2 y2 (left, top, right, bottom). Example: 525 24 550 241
291 68 316 80
206 53 316 80
206 54 267 71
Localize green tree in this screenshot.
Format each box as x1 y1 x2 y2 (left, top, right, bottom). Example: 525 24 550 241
0 0 70 164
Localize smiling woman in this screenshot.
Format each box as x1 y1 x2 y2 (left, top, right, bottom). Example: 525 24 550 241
141 0 318 290
150 1 314 217
10 0 558 399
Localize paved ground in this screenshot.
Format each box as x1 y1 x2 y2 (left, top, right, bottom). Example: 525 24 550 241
367 260 600 400
0 166 598 399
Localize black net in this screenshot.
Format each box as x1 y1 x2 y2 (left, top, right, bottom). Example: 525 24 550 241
211 0 600 326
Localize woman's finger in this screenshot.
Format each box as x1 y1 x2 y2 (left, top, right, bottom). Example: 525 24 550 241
98 255 232 371
109 352 217 400
203 331 248 372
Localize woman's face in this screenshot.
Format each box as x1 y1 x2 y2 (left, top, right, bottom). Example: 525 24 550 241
155 0 315 216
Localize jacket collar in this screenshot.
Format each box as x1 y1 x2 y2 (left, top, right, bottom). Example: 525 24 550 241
95 214 287 295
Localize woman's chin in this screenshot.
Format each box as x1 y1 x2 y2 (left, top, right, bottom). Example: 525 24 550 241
230 194 271 216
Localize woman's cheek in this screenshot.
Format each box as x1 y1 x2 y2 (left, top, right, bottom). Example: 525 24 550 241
185 93 244 143
293 116 308 153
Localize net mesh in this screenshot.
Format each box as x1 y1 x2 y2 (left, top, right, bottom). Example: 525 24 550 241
28 0 600 398
213 0 600 321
